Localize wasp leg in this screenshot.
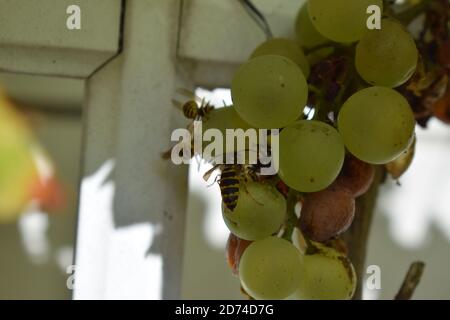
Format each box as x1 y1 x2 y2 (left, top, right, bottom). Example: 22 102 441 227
203 164 221 182
161 147 173 160
206 173 221 188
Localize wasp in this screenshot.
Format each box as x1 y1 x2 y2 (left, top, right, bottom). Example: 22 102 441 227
162 89 214 161
173 88 214 121
203 164 259 212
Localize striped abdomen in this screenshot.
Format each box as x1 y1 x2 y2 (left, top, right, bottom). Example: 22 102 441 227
182 101 199 119
219 165 240 211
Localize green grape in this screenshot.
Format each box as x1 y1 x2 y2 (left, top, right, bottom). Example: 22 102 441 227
278 120 345 192
202 106 253 163
338 87 416 164
288 243 356 300
355 19 418 88
308 0 383 43
231 55 308 129
222 181 286 241
239 237 303 300
250 38 310 78
203 106 252 133
295 3 328 50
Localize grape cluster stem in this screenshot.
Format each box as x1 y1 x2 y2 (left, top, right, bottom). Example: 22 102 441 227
281 190 300 242
342 166 384 300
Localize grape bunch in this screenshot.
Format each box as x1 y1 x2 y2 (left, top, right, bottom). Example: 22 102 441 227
166 0 449 300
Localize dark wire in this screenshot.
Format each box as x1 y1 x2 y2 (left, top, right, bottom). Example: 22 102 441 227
238 0 273 39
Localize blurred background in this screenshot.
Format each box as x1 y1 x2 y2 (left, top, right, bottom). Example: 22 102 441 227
0 73 82 299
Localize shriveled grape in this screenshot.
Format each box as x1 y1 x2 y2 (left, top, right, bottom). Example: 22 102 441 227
385 137 415 179
226 233 252 276
299 185 355 242
432 83 450 124
239 237 303 300
333 154 375 197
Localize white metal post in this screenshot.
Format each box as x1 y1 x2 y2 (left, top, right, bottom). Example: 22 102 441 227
74 0 190 299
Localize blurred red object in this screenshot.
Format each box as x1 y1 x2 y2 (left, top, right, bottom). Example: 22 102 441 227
29 175 67 213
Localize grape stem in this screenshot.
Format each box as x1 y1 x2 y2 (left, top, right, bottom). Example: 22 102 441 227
281 190 300 242
281 190 319 255
342 166 384 300
304 42 335 55
338 0 432 300
394 261 425 300
331 60 355 114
